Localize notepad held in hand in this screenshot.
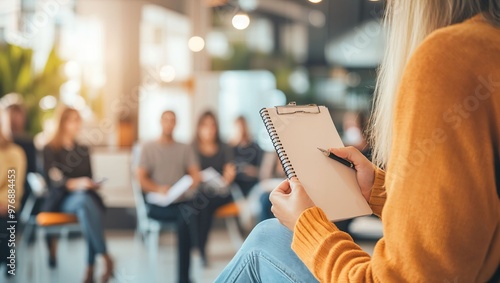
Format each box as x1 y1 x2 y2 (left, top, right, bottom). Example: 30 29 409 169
260 103 372 221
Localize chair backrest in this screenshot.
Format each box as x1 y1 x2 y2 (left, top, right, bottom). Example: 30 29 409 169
20 172 48 224
27 172 48 197
130 143 152 231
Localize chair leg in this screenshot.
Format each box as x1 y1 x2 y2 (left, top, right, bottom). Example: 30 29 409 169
34 227 45 283
56 228 71 283
21 223 34 247
148 229 159 282
224 217 244 250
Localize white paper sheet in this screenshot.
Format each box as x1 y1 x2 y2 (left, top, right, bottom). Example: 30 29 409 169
144 167 227 207
146 175 193 207
201 167 226 188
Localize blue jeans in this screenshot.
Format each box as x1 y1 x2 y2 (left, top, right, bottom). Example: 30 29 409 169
215 219 319 283
61 191 107 265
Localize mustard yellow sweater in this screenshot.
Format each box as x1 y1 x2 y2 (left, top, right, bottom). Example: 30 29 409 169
0 143 26 211
292 14 500 282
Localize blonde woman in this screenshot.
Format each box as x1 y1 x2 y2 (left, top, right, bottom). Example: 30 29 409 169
0 109 26 279
216 1 500 282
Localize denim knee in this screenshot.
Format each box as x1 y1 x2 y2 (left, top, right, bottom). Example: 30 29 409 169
254 218 285 234
71 191 93 205
77 192 100 209
246 219 291 247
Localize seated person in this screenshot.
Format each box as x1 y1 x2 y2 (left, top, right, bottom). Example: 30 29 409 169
4 103 38 210
191 111 236 266
216 2 500 282
256 152 286 222
0 108 26 279
229 116 263 197
42 107 113 283
136 110 201 283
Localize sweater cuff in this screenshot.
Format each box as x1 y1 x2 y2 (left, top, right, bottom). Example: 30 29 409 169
368 167 386 217
292 207 340 265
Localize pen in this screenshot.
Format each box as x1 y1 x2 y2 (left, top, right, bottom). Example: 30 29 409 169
317 148 355 169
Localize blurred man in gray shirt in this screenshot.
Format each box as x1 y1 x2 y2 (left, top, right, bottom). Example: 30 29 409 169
137 110 201 283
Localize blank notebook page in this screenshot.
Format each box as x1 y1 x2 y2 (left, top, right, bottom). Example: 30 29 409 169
264 105 372 221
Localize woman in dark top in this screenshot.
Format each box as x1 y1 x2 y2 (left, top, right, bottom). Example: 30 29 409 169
229 116 263 197
42 107 113 283
192 111 236 266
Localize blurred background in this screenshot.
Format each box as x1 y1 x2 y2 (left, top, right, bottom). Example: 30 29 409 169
0 0 386 282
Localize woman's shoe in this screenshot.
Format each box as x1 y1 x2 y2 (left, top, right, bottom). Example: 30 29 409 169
48 255 57 269
101 255 114 283
83 267 94 283
48 238 57 268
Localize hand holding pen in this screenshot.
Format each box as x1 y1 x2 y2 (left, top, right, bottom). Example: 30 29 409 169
317 148 355 169
318 147 375 202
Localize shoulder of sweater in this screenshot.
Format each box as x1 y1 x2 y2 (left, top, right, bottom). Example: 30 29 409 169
2 143 26 161
434 14 497 42
9 143 24 155
412 16 498 68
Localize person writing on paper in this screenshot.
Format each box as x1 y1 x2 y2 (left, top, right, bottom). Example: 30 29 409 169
216 1 500 282
192 111 237 266
136 110 201 283
42 107 113 283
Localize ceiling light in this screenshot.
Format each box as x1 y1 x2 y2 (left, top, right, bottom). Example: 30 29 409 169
159 65 176 82
232 13 250 30
309 0 322 3
188 36 205 52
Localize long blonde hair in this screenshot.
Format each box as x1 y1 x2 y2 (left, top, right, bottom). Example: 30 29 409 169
370 0 500 167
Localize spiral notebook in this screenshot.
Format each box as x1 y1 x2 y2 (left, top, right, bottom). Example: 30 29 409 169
260 103 372 221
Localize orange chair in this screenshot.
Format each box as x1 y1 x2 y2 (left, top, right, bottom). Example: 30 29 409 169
34 212 81 283
25 173 82 283
36 213 78 227
215 202 239 218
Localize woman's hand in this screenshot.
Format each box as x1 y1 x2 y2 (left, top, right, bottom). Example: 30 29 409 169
243 165 259 178
223 163 237 185
329 147 375 202
269 178 315 231
66 177 96 191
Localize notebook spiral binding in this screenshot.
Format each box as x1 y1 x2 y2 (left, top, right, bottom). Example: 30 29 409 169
259 108 297 179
